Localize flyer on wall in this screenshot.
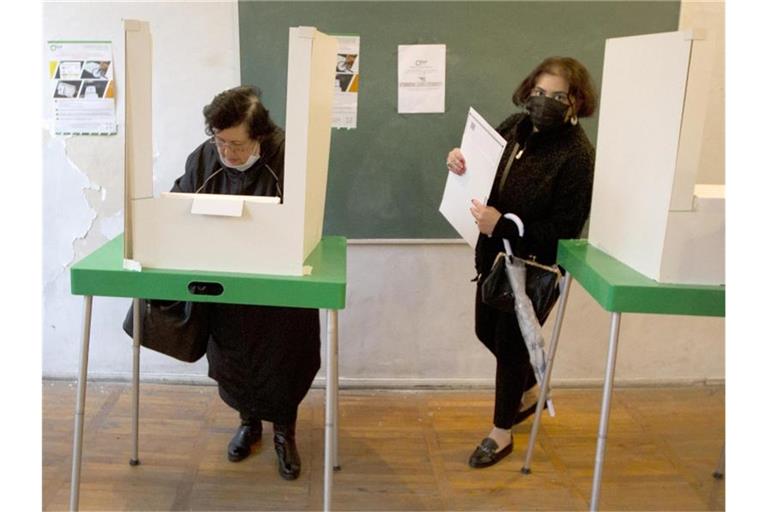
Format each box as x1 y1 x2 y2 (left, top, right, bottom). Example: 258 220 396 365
332 35 360 129
47 41 117 135
397 44 446 114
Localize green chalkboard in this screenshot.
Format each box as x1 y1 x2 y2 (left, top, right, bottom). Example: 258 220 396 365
239 1 680 238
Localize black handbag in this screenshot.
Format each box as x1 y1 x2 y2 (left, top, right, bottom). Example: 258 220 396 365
122 299 210 363
481 252 561 324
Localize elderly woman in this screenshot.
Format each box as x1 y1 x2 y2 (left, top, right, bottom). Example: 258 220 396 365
446 57 597 468
172 85 319 480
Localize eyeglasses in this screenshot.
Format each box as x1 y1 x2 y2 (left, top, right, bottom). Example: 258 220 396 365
530 87 571 105
209 136 257 155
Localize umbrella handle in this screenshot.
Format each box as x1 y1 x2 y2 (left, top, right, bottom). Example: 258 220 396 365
502 239 514 258
501 213 522 258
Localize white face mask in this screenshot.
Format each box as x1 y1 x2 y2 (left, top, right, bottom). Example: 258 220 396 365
218 147 260 172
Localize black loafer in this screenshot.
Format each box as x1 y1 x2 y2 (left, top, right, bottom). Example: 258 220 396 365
274 423 301 480
513 400 548 426
468 437 513 468
227 422 263 462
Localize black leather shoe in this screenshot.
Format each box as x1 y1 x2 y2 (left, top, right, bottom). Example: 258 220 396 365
468 437 513 468
273 423 301 480
513 384 547 426
227 421 263 462
513 400 548 426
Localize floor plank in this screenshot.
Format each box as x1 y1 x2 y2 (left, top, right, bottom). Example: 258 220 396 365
43 381 724 511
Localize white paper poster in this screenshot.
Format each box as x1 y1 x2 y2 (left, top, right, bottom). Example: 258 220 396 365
332 35 360 129
439 108 507 247
397 44 446 114
47 41 117 135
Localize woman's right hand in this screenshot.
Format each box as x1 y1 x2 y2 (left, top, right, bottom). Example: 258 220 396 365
446 148 466 175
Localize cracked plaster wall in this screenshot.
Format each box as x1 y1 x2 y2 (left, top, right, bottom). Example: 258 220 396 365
43 1 240 380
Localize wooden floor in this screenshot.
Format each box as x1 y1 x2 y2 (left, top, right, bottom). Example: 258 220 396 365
43 381 724 511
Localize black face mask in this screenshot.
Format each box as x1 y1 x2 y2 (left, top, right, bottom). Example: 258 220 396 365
525 95 569 132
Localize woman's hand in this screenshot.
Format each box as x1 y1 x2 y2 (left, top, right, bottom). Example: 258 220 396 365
446 148 466 175
470 199 502 235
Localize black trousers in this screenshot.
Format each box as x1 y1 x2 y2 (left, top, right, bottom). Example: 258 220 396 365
475 285 536 429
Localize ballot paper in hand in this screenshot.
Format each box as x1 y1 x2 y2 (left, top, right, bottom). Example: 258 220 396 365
439 107 507 248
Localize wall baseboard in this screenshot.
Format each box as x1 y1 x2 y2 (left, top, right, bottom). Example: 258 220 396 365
42 372 725 389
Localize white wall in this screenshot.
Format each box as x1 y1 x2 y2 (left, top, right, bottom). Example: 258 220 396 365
679 0 724 185
43 1 241 381
43 1 723 387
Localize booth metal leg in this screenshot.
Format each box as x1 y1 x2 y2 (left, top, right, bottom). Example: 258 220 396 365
69 295 93 512
332 312 340 472
589 312 622 511
522 272 573 474
129 298 141 466
324 309 339 512
713 444 725 479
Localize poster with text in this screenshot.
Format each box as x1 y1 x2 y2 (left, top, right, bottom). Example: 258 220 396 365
48 41 117 135
332 35 360 129
397 44 446 114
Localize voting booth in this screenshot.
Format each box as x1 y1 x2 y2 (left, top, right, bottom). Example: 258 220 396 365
587 30 724 285
122 21 338 276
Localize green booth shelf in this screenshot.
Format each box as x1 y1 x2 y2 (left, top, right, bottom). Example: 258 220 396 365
557 239 724 317
70 234 347 310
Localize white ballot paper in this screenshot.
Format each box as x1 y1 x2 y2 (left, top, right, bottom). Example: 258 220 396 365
439 107 507 247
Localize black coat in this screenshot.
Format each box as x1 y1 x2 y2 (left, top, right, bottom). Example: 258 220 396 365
474 113 595 360
172 128 285 198
476 113 595 274
172 128 320 425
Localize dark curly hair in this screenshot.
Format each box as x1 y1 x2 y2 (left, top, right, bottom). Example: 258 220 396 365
203 85 277 140
512 57 598 117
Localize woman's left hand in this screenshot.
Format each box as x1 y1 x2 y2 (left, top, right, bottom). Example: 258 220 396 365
470 199 502 235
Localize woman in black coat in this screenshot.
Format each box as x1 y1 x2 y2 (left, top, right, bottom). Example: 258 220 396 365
173 86 320 481
446 57 598 468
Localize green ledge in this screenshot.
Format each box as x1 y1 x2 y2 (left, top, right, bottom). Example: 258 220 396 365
71 235 347 310
558 240 724 317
